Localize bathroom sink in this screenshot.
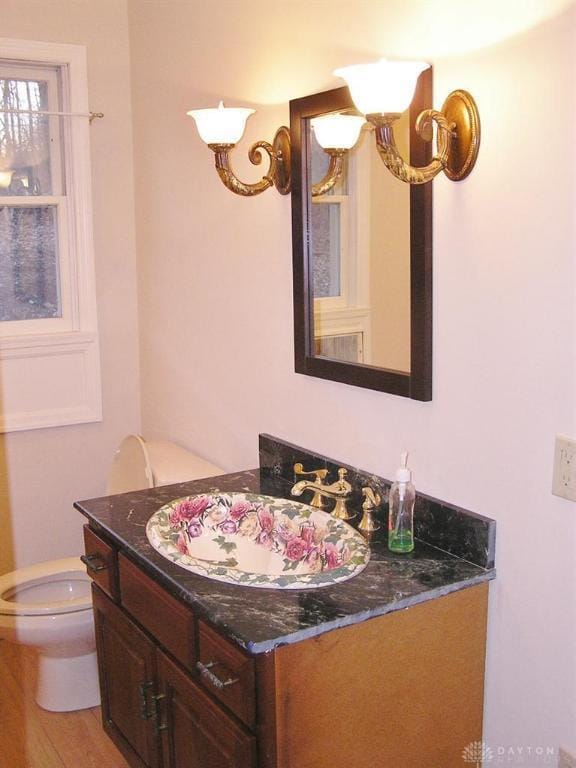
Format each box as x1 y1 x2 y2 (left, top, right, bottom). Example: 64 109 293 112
146 492 369 589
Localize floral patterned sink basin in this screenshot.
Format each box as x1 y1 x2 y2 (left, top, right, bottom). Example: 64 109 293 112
146 492 370 589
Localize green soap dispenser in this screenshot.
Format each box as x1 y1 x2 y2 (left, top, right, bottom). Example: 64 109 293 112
388 452 416 553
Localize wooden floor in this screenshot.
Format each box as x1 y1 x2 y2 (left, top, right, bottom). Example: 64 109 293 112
0 640 129 768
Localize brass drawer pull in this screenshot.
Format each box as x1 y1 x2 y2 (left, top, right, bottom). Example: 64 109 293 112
138 680 154 720
196 661 239 690
80 554 108 573
152 693 168 732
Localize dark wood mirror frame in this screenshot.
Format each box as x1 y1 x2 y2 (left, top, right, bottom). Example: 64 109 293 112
289 69 432 400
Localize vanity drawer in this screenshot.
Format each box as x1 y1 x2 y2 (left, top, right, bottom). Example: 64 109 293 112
82 525 119 601
197 620 256 728
118 554 196 674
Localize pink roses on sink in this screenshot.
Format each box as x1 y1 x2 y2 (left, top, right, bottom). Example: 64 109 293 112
284 537 309 562
168 494 350 572
169 495 212 525
229 500 254 520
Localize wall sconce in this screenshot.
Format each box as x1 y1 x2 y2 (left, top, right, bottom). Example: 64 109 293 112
188 60 479 196
187 102 291 196
334 59 480 184
310 113 364 196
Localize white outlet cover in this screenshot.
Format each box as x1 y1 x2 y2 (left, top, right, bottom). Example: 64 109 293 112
552 435 576 502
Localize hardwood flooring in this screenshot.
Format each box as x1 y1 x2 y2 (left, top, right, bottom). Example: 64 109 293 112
0 640 129 768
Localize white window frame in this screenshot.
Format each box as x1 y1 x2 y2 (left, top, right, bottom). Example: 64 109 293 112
0 60 70 336
0 38 101 432
312 148 372 362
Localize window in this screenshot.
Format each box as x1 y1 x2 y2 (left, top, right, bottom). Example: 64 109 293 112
0 39 101 432
310 127 369 364
0 62 69 330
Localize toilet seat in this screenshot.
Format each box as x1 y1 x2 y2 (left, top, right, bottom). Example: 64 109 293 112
0 557 92 617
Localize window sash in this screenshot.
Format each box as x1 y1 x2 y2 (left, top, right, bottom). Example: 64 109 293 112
0 196 73 335
312 195 352 312
0 63 65 197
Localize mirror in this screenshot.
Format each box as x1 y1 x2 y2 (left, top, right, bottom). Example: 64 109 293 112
289 69 432 400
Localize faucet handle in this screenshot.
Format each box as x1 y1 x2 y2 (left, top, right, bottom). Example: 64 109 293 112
329 469 354 521
293 463 329 483
358 486 382 533
362 486 381 508
336 467 352 492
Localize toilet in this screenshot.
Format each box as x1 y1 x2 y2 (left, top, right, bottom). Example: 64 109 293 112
106 434 225 494
0 435 224 712
0 558 99 712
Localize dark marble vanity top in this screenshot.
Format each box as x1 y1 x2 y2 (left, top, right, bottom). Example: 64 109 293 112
76 436 496 654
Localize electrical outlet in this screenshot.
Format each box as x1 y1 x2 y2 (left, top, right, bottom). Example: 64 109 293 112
552 435 576 502
559 747 576 768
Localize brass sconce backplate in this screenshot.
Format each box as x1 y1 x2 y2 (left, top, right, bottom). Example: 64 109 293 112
273 126 292 195
442 89 480 181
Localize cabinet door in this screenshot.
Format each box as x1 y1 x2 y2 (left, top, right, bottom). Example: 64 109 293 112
92 586 160 768
157 651 256 768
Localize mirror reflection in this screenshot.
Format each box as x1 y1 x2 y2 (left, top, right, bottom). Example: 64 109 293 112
290 71 432 400
309 110 411 372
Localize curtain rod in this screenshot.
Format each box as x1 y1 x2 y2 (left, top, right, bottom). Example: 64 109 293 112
1 108 104 123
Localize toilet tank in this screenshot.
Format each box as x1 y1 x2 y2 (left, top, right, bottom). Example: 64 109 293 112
107 435 225 495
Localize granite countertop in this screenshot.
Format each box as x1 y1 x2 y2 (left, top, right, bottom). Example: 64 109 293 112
75 467 496 655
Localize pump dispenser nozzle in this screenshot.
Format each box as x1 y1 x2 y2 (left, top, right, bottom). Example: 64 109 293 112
396 452 411 483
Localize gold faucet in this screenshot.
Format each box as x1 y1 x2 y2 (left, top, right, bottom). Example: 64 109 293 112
358 486 382 534
291 464 353 520
292 463 329 508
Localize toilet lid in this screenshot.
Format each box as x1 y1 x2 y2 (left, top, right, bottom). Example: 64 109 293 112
0 557 92 616
107 434 154 495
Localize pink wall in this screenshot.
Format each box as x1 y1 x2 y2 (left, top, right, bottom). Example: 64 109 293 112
0 0 140 571
128 0 576 758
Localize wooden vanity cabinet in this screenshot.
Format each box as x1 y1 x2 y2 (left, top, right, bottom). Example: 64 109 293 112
157 652 256 768
85 530 490 768
92 586 256 768
92 585 160 768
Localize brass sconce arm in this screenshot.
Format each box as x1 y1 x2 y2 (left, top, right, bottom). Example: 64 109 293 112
208 126 291 197
210 143 274 197
367 90 480 184
311 149 345 197
368 109 450 185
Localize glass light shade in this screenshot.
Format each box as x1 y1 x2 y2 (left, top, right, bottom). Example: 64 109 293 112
311 113 365 150
187 101 255 144
334 59 429 115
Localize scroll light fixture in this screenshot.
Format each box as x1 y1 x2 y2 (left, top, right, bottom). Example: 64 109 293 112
186 59 480 197
186 102 291 197
333 59 481 184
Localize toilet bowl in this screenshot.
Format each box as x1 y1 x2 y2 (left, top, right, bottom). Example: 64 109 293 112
0 435 224 713
0 557 98 712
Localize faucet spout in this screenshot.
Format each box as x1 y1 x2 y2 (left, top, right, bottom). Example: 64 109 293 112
290 479 326 508
291 479 320 496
